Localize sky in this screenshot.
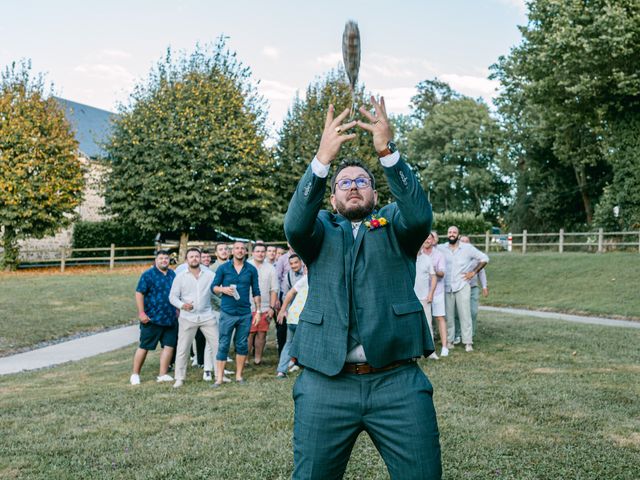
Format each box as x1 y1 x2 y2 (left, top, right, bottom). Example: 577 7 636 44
1 0 527 138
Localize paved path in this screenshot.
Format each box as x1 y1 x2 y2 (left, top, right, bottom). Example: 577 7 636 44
1 307 638 376
480 306 640 329
0 325 138 375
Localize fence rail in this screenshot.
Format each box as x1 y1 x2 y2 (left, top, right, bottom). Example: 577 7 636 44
3 230 638 271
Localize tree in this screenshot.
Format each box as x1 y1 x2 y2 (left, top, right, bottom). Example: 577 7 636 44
408 94 508 222
0 60 84 270
104 39 278 251
273 69 392 211
492 0 640 227
410 78 460 121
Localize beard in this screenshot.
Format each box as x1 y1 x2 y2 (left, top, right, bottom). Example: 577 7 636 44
448 236 459 245
334 195 375 221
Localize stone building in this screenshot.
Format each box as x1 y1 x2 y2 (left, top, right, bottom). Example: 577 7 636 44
18 98 115 261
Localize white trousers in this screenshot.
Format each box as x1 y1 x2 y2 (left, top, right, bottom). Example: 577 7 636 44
445 283 473 345
176 315 219 381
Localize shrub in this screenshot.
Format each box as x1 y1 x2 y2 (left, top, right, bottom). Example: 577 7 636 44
72 221 153 258
431 211 492 235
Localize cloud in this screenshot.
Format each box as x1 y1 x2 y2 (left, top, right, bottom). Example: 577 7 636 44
258 79 297 102
374 87 416 115
262 46 280 59
440 73 500 102
100 49 132 60
316 51 342 67
74 63 135 84
495 0 527 14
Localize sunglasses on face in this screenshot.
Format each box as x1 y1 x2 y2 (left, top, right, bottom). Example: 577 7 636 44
335 177 372 191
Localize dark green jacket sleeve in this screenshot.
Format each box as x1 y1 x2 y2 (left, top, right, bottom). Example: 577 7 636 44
384 157 432 256
284 164 327 265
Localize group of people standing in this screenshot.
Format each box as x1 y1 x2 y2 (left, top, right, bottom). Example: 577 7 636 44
414 227 489 359
129 240 307 387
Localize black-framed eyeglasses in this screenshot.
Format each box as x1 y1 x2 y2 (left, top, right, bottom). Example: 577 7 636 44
335 177 372 191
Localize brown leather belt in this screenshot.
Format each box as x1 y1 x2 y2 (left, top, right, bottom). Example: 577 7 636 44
341 358 417 375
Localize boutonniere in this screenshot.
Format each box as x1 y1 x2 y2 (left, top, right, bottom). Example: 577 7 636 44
364 213 388 231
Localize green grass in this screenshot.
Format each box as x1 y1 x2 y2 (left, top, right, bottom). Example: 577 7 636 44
0 268 140 355
1 314 638 479
484 252 639 319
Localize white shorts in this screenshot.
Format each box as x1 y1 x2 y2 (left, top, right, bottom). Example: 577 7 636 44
431 294 445 317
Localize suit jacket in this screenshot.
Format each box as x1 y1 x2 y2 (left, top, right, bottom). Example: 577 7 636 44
284 157 435 376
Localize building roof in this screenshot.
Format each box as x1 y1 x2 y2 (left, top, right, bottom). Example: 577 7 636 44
54 97 115 159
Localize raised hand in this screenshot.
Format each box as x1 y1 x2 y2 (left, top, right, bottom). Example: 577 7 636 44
316 105 357 165
356 95 394 153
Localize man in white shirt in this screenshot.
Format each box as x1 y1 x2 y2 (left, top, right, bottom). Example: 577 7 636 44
438 226 488 352
169 247 220 388
414 240 438 360
248 243 279 365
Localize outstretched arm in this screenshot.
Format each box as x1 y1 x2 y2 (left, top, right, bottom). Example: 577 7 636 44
284 106 356 264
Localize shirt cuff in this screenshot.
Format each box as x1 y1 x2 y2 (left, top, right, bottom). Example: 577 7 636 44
379 150 400 168
311 157 330 178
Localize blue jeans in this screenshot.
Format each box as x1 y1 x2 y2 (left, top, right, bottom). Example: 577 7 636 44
277 324 297 373
217 311 251 360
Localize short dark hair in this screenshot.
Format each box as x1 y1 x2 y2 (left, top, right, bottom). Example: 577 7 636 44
156 249 170 257
330 159 376 194
253 244 266 252
186 247 201 256
289 253 300 262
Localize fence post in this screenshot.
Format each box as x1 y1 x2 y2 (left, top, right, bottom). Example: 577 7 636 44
638 230 640 253
507 233 513 252
109 243 115 270
522 230 527 254
485 230 490 253
559 228 564 253
60 247 66 272
597 228 603 253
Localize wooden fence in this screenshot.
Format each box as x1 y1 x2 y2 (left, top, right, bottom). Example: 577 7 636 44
5 230 639 271
467 229 640 254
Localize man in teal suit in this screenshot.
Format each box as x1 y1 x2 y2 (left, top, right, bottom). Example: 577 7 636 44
285 96 442 480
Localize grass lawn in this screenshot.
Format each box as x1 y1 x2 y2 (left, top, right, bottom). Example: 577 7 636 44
1 313 639 479
0 266 142 355
484 252 639 319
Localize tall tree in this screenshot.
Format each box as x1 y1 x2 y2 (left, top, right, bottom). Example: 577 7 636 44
104 40 278 249
408 94 508 222
273 69 393 211
492 0 640 227
0 60 84 270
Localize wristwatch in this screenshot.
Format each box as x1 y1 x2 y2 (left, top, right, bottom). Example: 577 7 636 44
377 140 397 158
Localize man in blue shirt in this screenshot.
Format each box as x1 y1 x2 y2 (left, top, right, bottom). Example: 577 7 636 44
212 241 261 386
130 250 178 385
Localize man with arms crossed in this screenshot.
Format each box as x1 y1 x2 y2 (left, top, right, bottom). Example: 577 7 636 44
248 243 279 365
211 241 261 386
285 97 441 479
439 226 488 352
169 247 220 388
130 250 177 385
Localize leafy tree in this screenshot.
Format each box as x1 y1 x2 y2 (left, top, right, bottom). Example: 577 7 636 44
0 60 84 270
492 0 640 227
408 95 508 222
410 78 460 121
104 39 277 253
273 69 393 211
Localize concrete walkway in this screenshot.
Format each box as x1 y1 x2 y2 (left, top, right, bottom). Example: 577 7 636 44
1 307 638 376
0 325 138 375
480 306 640 329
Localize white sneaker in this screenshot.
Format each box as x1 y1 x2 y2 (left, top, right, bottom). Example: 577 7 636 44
465 344 474 352
173 380 184 388
130 374 140 385
224 369 235 375
428 352 439 360
226 357 234 363
157 374 174 383
440 347 449 357
222 376 231 383
203 371 212 381
454 337 461 345
191 356 198 366
288 365 300 373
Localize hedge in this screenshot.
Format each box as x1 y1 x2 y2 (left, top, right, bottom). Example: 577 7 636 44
431 211 492 236
71 220 154 258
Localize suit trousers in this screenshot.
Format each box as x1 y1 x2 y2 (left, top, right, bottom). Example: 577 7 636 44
175 316 219 381
292 363 441 480
445 283 472 345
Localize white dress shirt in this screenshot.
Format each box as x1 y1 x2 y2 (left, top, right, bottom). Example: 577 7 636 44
169 268 217 323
